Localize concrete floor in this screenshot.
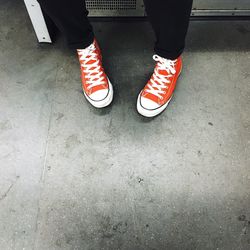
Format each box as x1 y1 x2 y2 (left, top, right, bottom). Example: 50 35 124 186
1 1 250 250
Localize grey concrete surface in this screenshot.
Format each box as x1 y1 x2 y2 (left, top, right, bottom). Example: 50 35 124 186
1 1 250 250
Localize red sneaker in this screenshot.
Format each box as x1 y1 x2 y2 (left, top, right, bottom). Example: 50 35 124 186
137 55 182 117
77 39 113 108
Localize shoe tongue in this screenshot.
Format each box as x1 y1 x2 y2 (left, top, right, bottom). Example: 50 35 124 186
86 59 96 65
85 53 98 65
157 65 169 76
158 59 176 75
158 69 168 76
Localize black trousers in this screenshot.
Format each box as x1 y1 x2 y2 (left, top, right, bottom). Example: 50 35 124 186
37 0 193 60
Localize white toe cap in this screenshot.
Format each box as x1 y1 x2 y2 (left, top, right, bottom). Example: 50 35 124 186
89 89 109 101
140 96 160 110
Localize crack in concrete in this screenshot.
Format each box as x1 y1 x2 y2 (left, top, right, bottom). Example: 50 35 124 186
0 176 19 202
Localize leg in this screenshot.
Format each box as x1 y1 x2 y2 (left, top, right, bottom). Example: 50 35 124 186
37 0 94 49
37 0 113 108
143 0 193 60
137 0 193 117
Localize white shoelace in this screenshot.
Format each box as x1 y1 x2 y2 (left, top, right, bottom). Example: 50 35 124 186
77 44 106 90
146 55 177 99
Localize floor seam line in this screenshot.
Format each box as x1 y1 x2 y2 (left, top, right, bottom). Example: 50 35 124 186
32 63 60 250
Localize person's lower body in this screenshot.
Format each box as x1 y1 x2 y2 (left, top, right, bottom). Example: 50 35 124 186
37 0 193 116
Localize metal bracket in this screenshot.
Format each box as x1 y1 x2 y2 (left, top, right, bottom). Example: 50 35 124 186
24 0 52 43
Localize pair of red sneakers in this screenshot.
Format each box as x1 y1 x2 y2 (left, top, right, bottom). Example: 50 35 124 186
77 40 182 117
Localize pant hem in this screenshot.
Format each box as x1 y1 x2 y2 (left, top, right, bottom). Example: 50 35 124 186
154 47 184 60
67 33 94 50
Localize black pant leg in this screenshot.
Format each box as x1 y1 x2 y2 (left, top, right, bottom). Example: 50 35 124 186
37 0 94 49
143 0 193 60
